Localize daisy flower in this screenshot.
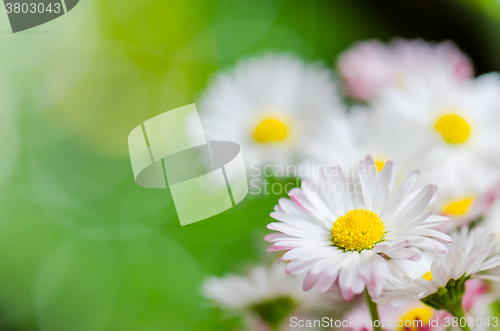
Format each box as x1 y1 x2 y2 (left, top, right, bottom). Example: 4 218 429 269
376 227 500 320
265 156 451 301
437 180 500 231
202 263 344 331
338 39 473 101
198 53 343 169
373 69 500 217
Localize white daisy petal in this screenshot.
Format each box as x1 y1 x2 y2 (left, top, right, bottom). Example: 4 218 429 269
384 248 421 260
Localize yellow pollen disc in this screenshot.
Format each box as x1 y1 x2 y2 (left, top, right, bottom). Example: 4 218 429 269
375 160 385 172
444 197 473 216
397 307 433 331
331 209 385 252
422 271 433 281
434 114 470 144
253 118 288 143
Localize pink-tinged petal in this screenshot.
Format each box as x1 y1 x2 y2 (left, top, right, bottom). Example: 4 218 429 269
264 233 292 242
409 228 452 243
281 247 318 261
278 196 315 220
301 181 337 221
373 240 410 253
317 272 337 293
281 246 337 261
285 257 321 276
358 251 390 286
288 189 312 214
267 222 323 239
410 237 449 254
339 267 365 300
266 244 286 252
384 248 421 260
366 279 384 299
340 286 357 302
270 213 326 234
303 270 321 291
290 195 310 212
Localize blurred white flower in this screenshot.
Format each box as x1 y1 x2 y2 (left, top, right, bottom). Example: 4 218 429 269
374 70 500 225
198 53 343 168
436 181 500 231
376 227 500 307
202 263 343 330
337 40 393 101
338 39 473 101
265 156 451 301
303 107 434 185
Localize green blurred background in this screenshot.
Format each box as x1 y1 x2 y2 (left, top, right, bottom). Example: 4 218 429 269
1 0 500 330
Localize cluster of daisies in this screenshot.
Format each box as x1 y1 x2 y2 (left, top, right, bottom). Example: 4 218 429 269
199 39 500 331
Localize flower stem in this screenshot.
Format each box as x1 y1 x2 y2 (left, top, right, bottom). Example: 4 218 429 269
447 303 471 331
365 289 382 331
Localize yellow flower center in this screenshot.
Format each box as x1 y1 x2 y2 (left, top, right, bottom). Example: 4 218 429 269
375 160 385 172
422 271 433 281
444 197 473 216
331 209 385 252
434 114 471 144
397 307 433 331
253 118 288 143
